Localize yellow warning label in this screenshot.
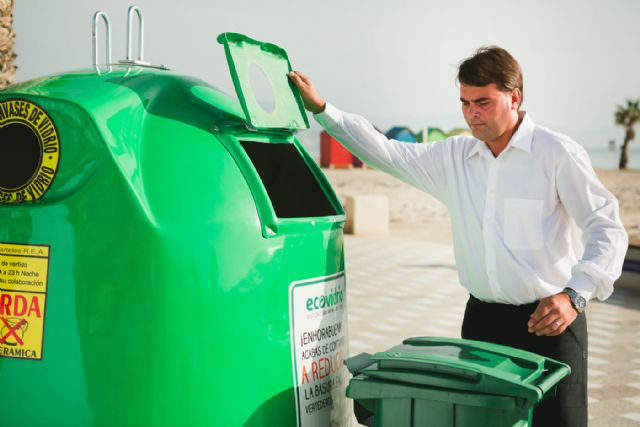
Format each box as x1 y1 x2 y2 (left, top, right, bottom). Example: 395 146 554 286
0 99 60 204
0 242 50 360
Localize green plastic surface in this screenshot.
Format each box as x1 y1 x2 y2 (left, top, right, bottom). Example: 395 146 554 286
0 64 345 426
360 337 570 402
345 337 571 427
348 377 532 427
217 32 309 131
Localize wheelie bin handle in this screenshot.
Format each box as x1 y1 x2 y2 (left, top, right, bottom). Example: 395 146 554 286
345 352 374 375
534 360 571 395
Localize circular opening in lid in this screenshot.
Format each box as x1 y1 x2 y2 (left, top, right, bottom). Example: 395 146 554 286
248 63 276 114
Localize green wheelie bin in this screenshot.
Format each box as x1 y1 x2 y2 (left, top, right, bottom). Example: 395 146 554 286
345 337 571 427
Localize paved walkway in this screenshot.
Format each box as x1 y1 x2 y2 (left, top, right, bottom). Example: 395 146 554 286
344 231 640 426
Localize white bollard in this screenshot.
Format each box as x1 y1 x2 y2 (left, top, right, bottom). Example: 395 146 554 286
344 194 389 235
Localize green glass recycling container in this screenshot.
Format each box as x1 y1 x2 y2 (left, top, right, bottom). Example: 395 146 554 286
0 33 350 426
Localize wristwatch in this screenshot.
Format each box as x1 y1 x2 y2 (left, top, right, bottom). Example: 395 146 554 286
563 287 587 313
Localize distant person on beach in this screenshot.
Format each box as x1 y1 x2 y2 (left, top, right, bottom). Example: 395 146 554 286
289 46 628 427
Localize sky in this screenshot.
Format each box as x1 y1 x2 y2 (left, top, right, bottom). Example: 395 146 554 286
12 0 640 152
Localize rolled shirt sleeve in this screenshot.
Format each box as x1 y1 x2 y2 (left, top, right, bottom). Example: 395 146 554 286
556 147 628 301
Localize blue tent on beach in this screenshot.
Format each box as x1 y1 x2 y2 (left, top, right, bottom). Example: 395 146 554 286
386 126 417 143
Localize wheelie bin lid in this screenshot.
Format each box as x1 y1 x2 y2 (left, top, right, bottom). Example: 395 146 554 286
345 337 571 402
217 32 310 131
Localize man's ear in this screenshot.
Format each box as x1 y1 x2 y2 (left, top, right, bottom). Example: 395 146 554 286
511 88 522 110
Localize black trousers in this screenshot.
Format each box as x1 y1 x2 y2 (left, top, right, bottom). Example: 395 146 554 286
461 295 588 427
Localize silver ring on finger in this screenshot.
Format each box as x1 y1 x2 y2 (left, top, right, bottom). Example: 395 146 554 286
552 320 561 330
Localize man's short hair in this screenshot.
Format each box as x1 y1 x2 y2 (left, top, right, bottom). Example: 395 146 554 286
458 46 524 108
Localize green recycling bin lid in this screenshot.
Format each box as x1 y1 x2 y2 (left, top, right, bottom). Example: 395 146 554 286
348 337 570 402
217 32 310 131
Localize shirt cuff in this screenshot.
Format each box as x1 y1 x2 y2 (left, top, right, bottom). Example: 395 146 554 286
313 102 340 127
565 271 597 301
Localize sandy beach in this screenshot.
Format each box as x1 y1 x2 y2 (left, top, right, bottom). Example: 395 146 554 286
323 167 640 245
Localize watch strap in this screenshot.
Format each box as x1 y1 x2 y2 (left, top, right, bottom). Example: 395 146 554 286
563 287 586 313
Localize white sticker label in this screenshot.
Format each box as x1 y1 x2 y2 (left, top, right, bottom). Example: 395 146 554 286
289 272 350 427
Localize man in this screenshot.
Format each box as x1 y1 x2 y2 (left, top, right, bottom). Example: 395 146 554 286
288 47 628 426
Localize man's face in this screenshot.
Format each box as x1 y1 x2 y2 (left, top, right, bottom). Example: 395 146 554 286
460 83 519 143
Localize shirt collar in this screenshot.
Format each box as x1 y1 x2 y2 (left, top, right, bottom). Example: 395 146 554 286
465 112 534 160
465 139 491 160
509 112 534 153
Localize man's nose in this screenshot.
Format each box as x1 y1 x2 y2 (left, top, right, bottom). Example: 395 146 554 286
469 104 480 117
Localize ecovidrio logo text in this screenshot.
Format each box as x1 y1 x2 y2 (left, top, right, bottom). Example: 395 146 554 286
305 287 344 311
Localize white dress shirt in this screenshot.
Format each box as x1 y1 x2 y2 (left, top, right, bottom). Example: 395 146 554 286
315 103 628 305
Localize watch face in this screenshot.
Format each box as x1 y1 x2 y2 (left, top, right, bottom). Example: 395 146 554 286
575 296 587 309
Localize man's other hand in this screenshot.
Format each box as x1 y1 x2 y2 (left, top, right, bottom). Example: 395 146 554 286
287 71 326 114
527 292 578 336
